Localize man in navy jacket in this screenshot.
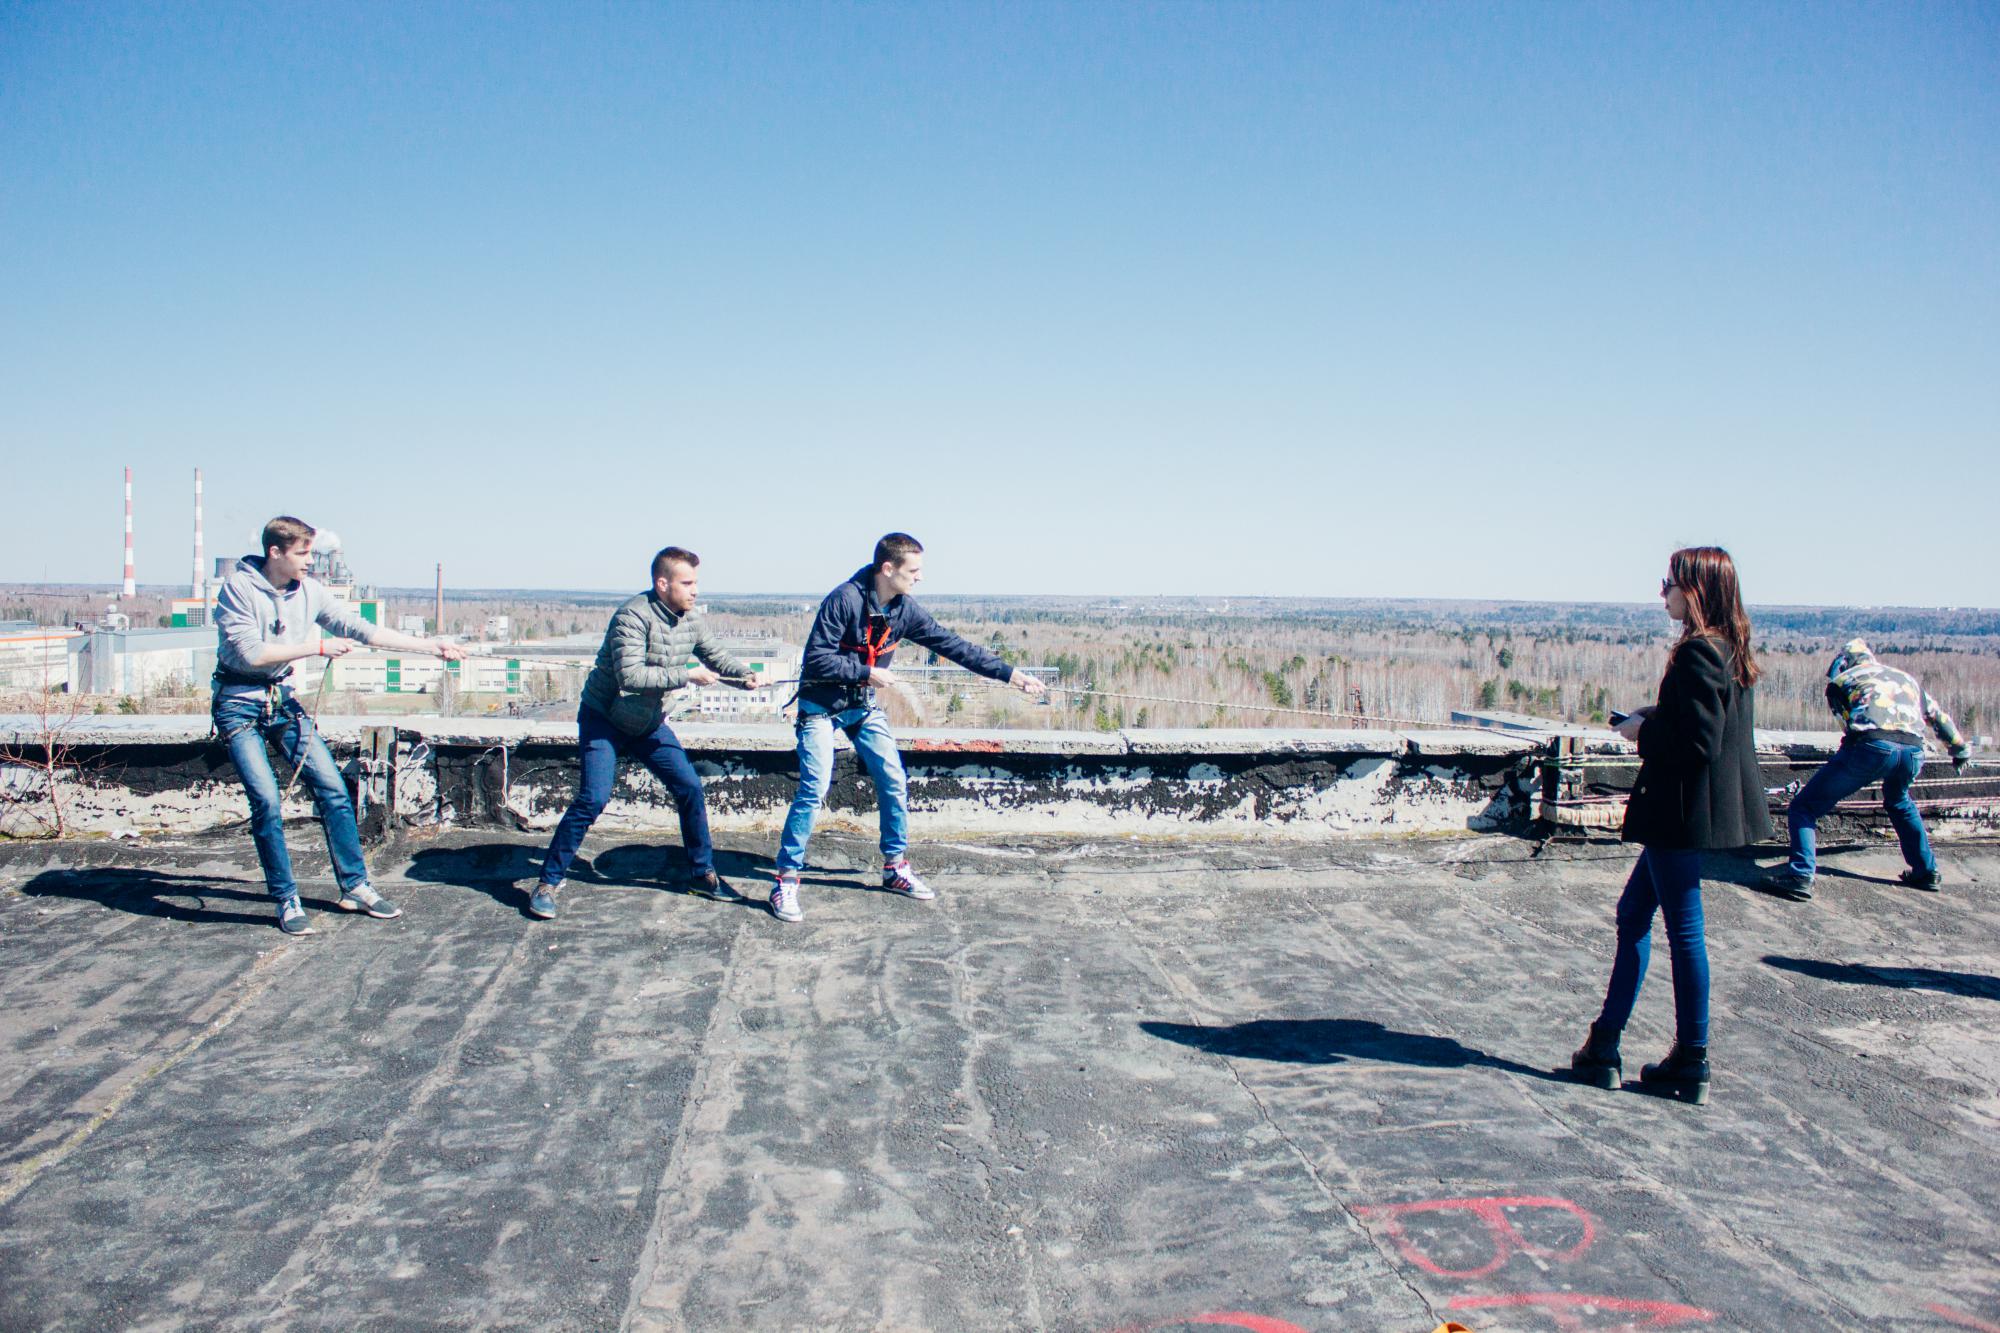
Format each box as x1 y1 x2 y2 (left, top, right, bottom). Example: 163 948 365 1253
768 533 1045 922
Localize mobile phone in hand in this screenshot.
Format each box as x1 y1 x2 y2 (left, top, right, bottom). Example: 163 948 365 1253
1608 710 1631 727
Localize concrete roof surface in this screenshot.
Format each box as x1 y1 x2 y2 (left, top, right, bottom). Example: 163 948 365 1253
1 828 1996 1332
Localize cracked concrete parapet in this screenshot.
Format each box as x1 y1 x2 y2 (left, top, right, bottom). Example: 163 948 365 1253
2 714 1989 845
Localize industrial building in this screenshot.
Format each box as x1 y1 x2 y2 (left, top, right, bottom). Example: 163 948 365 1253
0 623 82 692
326 653 523 697
68 626 216 696
690 642 794 717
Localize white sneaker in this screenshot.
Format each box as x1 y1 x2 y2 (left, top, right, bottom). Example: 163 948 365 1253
770 874 804 923
881 860 934 901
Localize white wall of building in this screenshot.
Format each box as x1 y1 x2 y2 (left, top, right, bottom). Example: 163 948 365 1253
0 630 80 691
328 652 522 695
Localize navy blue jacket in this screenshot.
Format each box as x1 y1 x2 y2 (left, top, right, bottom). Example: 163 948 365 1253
795 567 1014 713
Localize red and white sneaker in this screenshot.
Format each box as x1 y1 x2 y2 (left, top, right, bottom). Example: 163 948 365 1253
770 872 804 923
881 859 934 901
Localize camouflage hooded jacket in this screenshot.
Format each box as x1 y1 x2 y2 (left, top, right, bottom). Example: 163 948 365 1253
1825 639 1967 757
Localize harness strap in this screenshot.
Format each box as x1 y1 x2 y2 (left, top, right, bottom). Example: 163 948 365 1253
841 616 899 668
798 612 897 711
213 665 294 688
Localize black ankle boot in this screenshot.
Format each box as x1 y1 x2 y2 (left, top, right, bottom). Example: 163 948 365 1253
1639 1042 1710 1105
1568 1023 1622 1089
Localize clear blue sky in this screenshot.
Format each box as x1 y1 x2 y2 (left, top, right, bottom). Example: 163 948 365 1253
3 2 1995 604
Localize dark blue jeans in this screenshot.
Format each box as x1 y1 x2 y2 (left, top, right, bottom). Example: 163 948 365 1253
1786 735 1933 879
213 686 371 903
538 703 713 887
1594 847 1709 1047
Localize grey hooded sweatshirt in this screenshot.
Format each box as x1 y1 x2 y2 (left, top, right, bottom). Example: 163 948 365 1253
212 555 380 699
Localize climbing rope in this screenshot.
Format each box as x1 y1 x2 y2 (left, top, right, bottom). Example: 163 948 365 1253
1042 682 1464 731
280 655 337 801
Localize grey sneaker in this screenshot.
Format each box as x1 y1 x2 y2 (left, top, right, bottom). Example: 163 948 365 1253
770 873 803 923
276 896 315 935
338 884 402 919
881 859 934 901
528 883 560 920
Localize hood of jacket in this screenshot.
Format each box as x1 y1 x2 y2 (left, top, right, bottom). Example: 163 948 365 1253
846 566 887 611
233 554 288 599
1828 638 1875 681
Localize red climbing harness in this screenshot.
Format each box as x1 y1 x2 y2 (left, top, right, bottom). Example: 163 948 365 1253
844 615 899 668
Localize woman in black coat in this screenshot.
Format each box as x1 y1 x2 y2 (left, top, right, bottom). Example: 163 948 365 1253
1570 546 1772 1104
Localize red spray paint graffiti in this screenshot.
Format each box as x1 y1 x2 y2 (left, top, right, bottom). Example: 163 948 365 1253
1111 1314 1313 1333
1354 1195 1596 1279
1111 1186 1968 1331
1350 1194 1715 1327
1446 1292 1713 1329
1929 1304 2000 1333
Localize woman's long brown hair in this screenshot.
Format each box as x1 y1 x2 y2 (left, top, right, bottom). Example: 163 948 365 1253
1668 546 1759 686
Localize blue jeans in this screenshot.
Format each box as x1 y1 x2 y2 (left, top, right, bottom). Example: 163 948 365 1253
775 705 908 873
539 703 713 886
1594 847 1709 1047
213 687 371 903
1786 735 1933 879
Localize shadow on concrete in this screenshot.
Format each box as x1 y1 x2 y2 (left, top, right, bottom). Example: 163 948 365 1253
1701 853 1897 899
1140 1017 1569 1083
1763 954 2000 1002
405 843 548 915
17 868 316 927
402 842 796 915
1797 864 1900 886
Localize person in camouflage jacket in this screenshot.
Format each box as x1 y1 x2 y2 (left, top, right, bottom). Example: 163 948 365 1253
1769 639 1971 899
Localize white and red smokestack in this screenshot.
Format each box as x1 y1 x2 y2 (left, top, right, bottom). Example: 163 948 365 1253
192 468 204 597
122 467 136 599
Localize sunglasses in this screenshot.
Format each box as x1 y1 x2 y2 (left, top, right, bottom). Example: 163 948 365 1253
1660 578 1678 597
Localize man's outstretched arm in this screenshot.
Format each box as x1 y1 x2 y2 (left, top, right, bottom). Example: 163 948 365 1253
899 606 1045 696
369 626 465 660
1922 690 1971 770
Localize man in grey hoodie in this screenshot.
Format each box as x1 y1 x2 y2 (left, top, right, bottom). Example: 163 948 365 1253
213 515 463 935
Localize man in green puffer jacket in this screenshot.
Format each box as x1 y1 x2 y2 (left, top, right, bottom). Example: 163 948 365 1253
529 546 759 920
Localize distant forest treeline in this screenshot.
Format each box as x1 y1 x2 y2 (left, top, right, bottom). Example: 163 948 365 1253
5 586 1994 737
699 596 2000 737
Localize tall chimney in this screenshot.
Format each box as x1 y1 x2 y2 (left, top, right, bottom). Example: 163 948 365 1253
435 563 444 636
192 468 204 597
122 467 136 599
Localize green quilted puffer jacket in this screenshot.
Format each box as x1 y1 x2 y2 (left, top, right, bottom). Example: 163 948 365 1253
580 592 749 736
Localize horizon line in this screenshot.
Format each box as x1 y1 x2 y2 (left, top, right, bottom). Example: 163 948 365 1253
0 581 1995 615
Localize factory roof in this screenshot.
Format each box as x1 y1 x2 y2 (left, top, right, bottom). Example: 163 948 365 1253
3 827 1996 1329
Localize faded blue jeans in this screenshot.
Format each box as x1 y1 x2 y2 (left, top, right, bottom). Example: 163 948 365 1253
1594 847 1709 1048
1786 735 1934 880
213 686 370 903
774 705 908 873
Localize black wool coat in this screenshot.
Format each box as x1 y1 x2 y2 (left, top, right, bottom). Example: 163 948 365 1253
1621 635 1774 850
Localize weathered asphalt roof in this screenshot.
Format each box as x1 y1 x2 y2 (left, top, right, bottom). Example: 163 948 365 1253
1 828 1995 1331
